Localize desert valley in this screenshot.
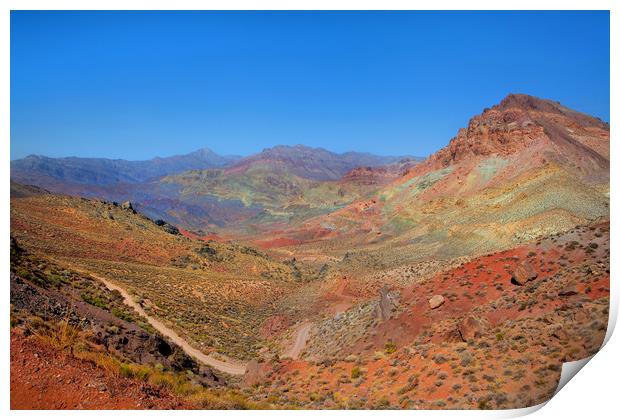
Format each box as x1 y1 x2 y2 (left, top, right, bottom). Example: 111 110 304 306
10 94 610 409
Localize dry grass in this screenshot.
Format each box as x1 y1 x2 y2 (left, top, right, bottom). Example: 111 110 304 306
27 317 272 410
28 317 81 354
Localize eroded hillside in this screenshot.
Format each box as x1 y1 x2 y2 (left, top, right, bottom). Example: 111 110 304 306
10 188 323 362
256 94 609 271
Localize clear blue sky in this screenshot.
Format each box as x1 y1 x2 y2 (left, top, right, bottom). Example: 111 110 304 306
11 11 610 160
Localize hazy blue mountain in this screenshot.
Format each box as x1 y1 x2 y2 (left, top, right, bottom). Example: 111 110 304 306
10 148 241 186
10 144 421 231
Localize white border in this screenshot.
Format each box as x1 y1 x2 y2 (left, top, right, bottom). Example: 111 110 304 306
1 2 616 420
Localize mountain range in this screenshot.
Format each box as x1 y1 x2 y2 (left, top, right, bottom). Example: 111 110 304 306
10 93 610 409
11 148 241 185
10 93 609 247
11 144 420 230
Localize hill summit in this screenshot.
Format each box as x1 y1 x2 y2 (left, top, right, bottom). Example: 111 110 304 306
425 93 609 181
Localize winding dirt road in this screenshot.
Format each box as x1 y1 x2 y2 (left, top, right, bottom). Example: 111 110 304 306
76 267 315 373
282 322 313 360
281 277 357 360
87 272 248 376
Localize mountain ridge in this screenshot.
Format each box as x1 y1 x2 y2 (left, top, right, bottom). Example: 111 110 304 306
11 144 419 230
222 144 418 181
249 93 609 265
10 147 241 186
9 93 609 241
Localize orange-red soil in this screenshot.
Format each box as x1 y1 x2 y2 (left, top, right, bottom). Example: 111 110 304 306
10 330 194 410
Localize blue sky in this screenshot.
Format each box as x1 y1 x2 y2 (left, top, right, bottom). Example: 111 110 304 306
11 11 610 160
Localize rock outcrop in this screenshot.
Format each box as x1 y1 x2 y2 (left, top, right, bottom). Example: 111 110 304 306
121 201 135 213
376 286 399 320
425 93 610 173
429 295 445 309
511 261 538 285
458 316 486 342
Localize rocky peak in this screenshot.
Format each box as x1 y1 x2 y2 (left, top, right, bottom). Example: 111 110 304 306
425 93 608 168
496 93 564 114
190 147 216 158
496 93 608 128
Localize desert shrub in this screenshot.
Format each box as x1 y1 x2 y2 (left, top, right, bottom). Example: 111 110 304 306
81 292 109 309
29 318 80 353
309 392 321 402
148 371 176 390
111 307 134 322
189 390 265 409
106 325 120 334
16 268 31 280
374 397 391 409
119 363 151 381
338 374 352 384
432 354 448 364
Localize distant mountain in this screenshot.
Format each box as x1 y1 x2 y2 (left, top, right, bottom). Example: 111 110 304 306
156 147 419 229
10 148 241 186
10 144 417 231
341 158 421 185
227 145 418 181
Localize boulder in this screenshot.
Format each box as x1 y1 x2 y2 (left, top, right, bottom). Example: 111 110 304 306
511 261 537 285
443 328 463 343
558 284 578 296
458 316 485 342
428 295 445 309
120 201 135 212
197 365 219 386
573 309 589 323
162 223 180 235
376 286 398 320
549 325 569 341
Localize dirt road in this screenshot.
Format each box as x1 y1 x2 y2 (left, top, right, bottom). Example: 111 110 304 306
87 272 248 376
82 269 314 370
281 277 356 360
282 322 313 359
